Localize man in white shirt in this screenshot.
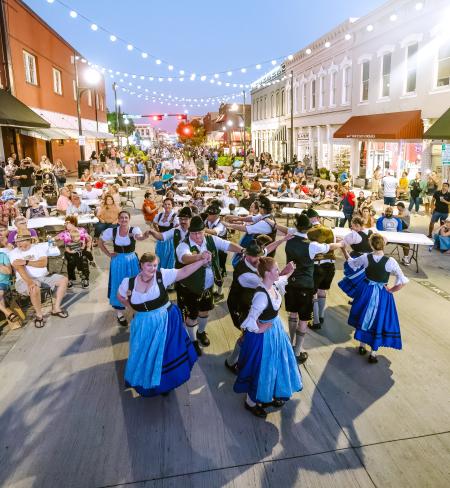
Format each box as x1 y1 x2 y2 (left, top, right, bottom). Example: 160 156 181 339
10 234 68 328
382 170 398 206
175 216 243 355
66 193 91 216
81 182 102 201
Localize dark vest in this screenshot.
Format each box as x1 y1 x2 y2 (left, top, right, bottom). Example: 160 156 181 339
365 254 390 283
351 230 372 257
205 218 228 239
285 236 314 289
262 215 277 255
173 228 185 269
155 212 176 232
112 226 136 253
228 259 259 316
127 272 169 311
179 235 222 295
255 286 278 321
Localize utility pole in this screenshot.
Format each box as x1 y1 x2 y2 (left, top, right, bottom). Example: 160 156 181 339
112 82 120 149
290 70 294 164
74 53 85 161
242 90 247 166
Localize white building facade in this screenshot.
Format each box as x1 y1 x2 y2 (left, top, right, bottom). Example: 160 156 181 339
251 0 450 182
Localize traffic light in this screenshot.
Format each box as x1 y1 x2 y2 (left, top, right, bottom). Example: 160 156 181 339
177 114 187 120
151 114 163 121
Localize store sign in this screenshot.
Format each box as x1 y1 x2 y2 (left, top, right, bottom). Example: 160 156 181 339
78 136 86 146
442 144 450 165
346 134 376 139
297 131 309 141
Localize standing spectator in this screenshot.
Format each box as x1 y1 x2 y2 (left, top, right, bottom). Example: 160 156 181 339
397 171 409 199
0 163 6 189
423 171 440 215
381 170 398 206
428 181 450 238
142 191 158 224
15 158 36 206
5 158 17 189
0 189 19 226
408 172 423 214
339 184 356 227
54 159 68 188
371 165 382 198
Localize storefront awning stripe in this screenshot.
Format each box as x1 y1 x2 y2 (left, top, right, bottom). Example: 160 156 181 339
333 110 423 140
0 90 50 129
424 107 450 140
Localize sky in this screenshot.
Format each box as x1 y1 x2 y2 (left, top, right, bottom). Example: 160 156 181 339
24 0 386 131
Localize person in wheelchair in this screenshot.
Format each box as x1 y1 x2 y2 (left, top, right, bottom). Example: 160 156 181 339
0 249 22 329
9 233 69 328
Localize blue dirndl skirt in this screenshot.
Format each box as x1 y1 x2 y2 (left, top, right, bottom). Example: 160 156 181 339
234 316 303 404
348 279 402 351
156 239 175 269
338 261 366 299
232 233 253 269
125 303 197 396
108 252 140 308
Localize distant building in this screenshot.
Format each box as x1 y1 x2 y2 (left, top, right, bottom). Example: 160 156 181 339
0 0 110 170
134 121 156 148
204 104 251 150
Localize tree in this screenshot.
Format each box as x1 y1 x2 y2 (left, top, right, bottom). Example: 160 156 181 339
176 119 207 146
107 110 135 135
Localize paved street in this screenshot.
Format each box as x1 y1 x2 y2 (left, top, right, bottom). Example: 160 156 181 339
0 194 449 488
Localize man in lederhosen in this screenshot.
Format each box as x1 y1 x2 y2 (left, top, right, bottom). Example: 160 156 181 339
176 216 244 355
305 208 336 329
285 213 343 364
203 204 228 302
147 206 192 254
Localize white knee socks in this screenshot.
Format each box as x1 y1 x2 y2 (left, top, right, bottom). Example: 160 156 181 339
313 298 320 324
185 322 198 342
318 296 326 318
294 331 306 356
288 316 298 343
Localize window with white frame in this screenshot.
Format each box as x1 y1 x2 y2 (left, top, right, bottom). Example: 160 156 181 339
23 51 38 85
310 80 316 109
295 85 299 113
342 66 351 104
281 90 285 115
72 80 77 101
87 89 92 106
319 75 326 108
302 83 307 112
52 68 62 95
361 61 370 101
381 53 392 97
276 92 280 116
437 40 450 87
271 94 274 117
330 71 337 106
405 43 418 93
264 96 267 118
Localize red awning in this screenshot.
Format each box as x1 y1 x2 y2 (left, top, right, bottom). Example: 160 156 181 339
334 110 424 140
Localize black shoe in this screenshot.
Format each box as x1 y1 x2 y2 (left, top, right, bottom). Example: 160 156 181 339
213 292 225 303
196 330 210 347
90 261 97 267
319 317 324 325
309 322 321 330
193 340 202 357
81 279 89 288
271 399 285 408
161 391 170 397
224 359 238 375
296 352 308 364
348 300 354 305
244 401 267 419
67 280 73 289
368 354 378 364
117 315 128 327
358 346 367 355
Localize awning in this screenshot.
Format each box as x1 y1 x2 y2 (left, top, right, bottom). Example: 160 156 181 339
20 128 71 141
84 130 115 140
0 89 50 129
334 110 424 140
424 107 450 140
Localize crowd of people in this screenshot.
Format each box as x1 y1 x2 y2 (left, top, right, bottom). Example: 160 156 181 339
0 144 448 419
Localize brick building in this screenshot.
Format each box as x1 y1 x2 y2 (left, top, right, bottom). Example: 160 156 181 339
0 0 110 171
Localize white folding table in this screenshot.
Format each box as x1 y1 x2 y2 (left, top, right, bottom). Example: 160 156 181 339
282 207 344 227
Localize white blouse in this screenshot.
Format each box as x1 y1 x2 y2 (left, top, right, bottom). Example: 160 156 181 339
118 268 177 304
101 226 142 245
241 276 288 332
347 253 409 286
343 229 370 246
155 210 179 227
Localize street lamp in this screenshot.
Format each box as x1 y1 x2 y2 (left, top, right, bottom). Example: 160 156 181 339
124 117 130 149
74 56 101 160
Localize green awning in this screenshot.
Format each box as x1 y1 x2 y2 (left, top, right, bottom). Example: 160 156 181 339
0 89 50 129
424 107 450 140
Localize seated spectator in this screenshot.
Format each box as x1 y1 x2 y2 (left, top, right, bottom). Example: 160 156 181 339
94 195 119 242
7 216 38 247
277 183 292 198
396 202 410 230
192 191 205 213
80 168 93 182
0 189 19 226
56 187 71 215
81 182 102 201
56 217 91 288
142 191 158 225
108 184 121 207
25 196 49 219
250 176 262 193
299 180 310 195
221 189 239 209
66 193 91 216
31 186 47 206
239 190 254 211
0 224 10 248
114 174 128 187
310 188 322 204
9 233 69 328
94 176 107 190
0 249 22 329
433 217 450 254
359 206 375 229
376 207 403 232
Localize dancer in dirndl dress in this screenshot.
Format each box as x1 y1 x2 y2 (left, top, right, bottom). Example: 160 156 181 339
118 252 211 396
344 233 408 364
153 198 178 269
234 257 302 418
98 210 150 326
338 216 373 299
